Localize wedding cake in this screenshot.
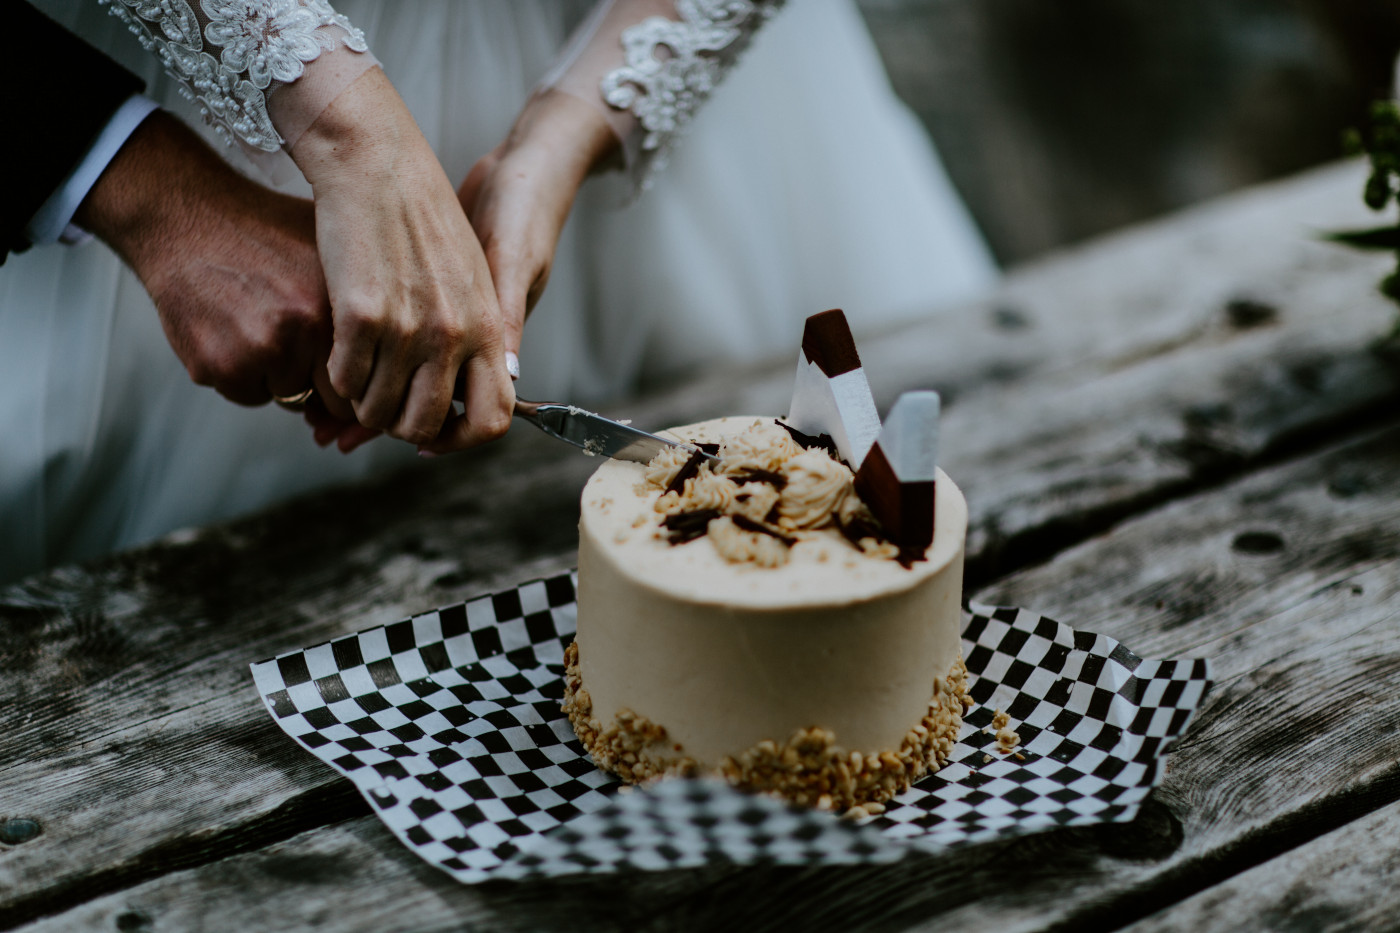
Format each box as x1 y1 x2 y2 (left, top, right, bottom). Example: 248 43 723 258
566 411 968 814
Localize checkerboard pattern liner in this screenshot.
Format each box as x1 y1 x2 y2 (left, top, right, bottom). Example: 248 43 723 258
251 571 1212 881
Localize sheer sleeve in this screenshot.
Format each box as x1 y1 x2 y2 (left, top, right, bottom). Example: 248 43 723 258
96 0 375 153
542 0 785 191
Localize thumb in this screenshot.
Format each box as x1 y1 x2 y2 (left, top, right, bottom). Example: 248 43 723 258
488 253 533 359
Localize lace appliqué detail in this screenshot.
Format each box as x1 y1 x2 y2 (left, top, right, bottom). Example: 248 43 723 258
98 0 368 152
600 0 784 185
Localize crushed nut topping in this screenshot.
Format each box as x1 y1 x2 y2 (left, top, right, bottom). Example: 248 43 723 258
563 641 969 811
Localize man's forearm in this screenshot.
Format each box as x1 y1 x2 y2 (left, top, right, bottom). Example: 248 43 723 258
75 111 241 281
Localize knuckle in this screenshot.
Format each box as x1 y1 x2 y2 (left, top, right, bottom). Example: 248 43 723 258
402 424 438 446
336 299 384 338
185 359 215 387
247 328 281 361
286 300 326 336
475 411 512 443
429 319 468 349
355 404 393 432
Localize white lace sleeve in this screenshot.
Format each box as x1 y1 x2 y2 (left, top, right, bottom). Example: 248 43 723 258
96 0 371 153
544 0 785 190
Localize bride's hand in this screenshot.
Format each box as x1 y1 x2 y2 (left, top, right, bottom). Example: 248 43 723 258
292 68 514 453
458 90 619 359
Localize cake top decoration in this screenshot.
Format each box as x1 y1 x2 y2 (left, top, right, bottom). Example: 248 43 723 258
787 309 882 468
642 311 944 568
854 390 941 558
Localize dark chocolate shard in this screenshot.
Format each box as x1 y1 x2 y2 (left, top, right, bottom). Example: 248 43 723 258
731 514 797 546
836 507 926 569
836 512 884 548
731 467 788 489
896 546 926 569
662 508 722 544
800 309 862 377
853 442 935 555
664 448 711 496
695 442 720 455
774 420 842 463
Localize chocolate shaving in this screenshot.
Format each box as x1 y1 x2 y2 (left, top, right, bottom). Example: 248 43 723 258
661 508 721 544
662 443 721 496
731 514 796 546
731 467 787 489
836 512 926 569
896 546 927 569
774 420 843 463
837 513 883 547
764 501 782 524
664 448 710 496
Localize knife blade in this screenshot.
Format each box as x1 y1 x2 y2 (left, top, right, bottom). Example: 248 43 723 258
513 398 716 465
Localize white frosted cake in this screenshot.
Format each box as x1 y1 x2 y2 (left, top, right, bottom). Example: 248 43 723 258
565 416 969 815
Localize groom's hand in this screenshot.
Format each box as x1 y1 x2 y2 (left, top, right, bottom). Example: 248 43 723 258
291 67 515 454
75 110 374 449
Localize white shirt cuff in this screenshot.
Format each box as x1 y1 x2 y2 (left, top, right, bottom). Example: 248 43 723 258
26 94 160 247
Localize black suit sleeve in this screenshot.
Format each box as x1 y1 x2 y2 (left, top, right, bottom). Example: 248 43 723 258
1 3 146 263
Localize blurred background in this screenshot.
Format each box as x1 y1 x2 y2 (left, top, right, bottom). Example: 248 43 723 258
855 0 1400 264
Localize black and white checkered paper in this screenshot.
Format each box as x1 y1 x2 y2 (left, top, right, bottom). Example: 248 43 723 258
250 572 1212 881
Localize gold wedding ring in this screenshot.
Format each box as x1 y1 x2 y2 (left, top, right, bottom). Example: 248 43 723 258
273 388 315 411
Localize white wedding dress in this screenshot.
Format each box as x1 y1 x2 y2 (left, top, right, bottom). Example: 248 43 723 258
0 0 995 584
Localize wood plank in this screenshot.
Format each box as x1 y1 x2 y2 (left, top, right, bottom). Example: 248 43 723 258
4 161 1399 926
621 159 1400 585
627 158 1394 421
1119 799 1400 933
12 424 1400 932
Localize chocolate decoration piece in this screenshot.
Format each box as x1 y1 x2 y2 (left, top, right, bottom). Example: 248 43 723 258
774 420 842 463
833 502 925 568
662 508 722 544
853 442 936 554
731 467 788 489
664 448 711 496
731 514 797 546
800 309 862 377
837 512 884 548
897 546 925 569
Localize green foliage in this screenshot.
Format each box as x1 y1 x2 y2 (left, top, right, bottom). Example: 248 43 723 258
1361 101 1400 210
1334 100 1400 351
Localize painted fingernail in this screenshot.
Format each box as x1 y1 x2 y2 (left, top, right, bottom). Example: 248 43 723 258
418 449 439 459
505 351 520 381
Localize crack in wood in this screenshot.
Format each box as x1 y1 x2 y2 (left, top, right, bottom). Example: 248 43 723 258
0 781 369 931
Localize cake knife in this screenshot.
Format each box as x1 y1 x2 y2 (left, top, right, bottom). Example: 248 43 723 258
513 398 716 465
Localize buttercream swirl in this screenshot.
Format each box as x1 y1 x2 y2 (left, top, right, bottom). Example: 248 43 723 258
776 450 854 531
731 484 780 524
707 516 789 567
643 419 896 566
717 421 804 475
683 467 737 514
644 443 692 490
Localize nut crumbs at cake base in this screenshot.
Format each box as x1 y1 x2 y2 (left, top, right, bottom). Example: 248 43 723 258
561 640 969 811
991 708 1021 754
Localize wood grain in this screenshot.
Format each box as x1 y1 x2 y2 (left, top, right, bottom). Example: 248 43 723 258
12 427 1400 933
1119 798 1400 933
4 160 1400 931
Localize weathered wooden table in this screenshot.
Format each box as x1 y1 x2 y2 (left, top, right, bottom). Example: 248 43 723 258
4 159 1399 933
